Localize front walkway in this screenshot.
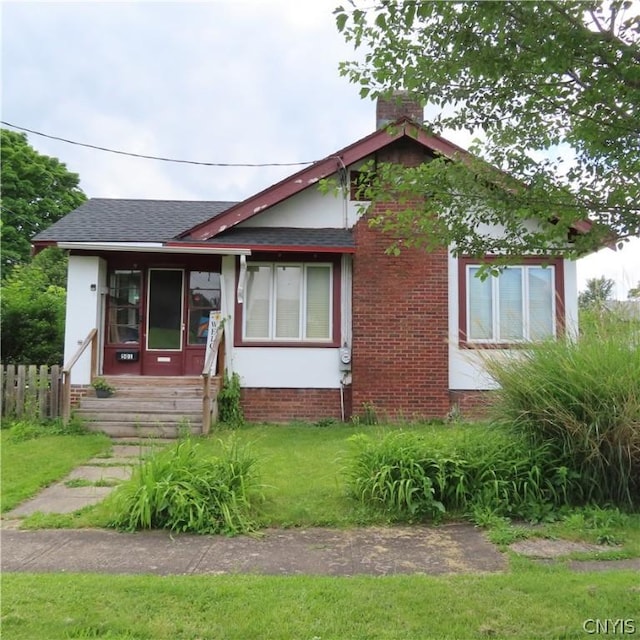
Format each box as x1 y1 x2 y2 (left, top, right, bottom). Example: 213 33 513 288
1 525 507 576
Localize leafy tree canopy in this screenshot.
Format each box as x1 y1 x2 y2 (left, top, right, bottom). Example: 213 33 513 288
1 129 86 274
336 0 639 262
0 247 68 364
627 281 640 300
578 276 615 310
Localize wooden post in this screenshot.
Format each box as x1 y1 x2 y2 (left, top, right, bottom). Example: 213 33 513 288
90 332 98 379
16 366 26 418
62 372 71 424
202 374 211 435
50 365 61 418
27 365 38 419
4 365 16 417
38 365 49 419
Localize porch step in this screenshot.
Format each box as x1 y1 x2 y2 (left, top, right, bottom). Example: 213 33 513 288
75 376 220 439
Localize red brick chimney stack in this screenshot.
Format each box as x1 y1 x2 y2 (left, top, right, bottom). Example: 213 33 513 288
376 91 424 128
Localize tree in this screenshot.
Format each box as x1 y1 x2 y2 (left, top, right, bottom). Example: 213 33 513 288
335 1 639 262
578 276 615 310
0 247 67 364
628 281 640 300
1 129 86 274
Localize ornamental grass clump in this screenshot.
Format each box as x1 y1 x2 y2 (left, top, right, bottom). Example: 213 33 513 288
484 319 640 508
110 438 260 535
346 426 581 523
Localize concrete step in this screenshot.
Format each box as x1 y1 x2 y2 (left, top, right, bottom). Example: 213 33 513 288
80 398 202 411
77 410 202 422
77 375 217 439
85 422 202 438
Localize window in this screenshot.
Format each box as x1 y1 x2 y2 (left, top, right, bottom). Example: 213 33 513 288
243 263 332 342
107 270 141 344
466 264 556 343
188 272 221 345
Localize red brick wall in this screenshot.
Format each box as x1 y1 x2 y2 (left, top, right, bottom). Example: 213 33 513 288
376 93 424 128
241 388 344 423
449 390 496 420
351 214 450 421
70 384 91 408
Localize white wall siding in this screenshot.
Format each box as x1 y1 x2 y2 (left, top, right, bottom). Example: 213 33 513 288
563 259 579 338
64 255 106 385
235 181 363 229
234 348 342 388
221 255 237 375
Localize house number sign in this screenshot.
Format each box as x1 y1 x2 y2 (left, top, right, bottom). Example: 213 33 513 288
116 350 139 362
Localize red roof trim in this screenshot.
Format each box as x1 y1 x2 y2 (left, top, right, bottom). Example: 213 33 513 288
166 241 355 254
181 119 470 242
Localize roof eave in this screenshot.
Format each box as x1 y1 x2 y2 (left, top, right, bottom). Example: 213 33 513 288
182 119 466 242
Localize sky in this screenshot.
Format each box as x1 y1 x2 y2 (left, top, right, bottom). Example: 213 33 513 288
2 0 638 299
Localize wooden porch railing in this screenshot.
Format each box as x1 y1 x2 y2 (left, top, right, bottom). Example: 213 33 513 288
201 324 225 435
61 328 98 423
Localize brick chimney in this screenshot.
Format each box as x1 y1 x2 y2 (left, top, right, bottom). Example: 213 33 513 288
376 91 424 128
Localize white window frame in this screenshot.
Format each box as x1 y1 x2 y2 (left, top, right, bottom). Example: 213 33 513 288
466 264 556 344
242 262 333 343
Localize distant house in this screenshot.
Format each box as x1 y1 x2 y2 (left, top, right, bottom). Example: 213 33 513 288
33 95 580 425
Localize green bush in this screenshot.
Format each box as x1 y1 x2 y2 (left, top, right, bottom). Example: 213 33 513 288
484 319 640 507
110 438 260 535
218 372 244 427
7 416 88 443
0 248 67 364
346 426 585 523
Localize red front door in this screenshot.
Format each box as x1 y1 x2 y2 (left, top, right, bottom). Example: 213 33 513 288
142 268 185 376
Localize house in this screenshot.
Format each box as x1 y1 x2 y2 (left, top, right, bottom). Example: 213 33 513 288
32 95 579 426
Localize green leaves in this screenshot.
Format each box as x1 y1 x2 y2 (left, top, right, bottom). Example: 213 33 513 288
110 438 261 535
1 129 86 273
336 0 640 257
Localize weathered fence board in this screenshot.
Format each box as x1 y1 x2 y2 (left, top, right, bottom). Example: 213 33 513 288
1 364 63 420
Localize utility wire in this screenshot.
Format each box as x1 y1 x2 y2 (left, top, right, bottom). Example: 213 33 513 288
1 121 317 168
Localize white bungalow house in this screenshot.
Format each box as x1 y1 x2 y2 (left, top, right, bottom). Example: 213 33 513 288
32 96 580 434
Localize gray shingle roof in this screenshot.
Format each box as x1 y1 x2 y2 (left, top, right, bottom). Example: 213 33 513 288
200 226 354 248
32 198 237 243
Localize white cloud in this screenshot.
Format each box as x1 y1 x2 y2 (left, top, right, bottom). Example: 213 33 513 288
2 0 637 296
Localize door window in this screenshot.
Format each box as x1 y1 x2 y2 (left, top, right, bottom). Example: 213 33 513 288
188 272 221 344
107 270 141 344
147 269 184 350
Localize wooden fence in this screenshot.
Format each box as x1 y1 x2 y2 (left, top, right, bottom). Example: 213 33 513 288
1 364 62 420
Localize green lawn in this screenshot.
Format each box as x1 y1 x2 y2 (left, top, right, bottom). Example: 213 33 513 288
2 423 639 639
3 563 638 640
1 430 111 512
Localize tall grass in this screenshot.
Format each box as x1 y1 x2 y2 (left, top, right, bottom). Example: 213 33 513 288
347 426 582 522
485 316 639 507
109 438 260 535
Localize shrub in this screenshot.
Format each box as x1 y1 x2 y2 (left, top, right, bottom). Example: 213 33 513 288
0 248 67 364
218 372 244 427
484 319 640 508
7 416 87 442
110 438 260 535
346 426 586 523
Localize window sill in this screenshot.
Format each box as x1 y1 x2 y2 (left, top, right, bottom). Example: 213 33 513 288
459 340 548 350
235 340 339 348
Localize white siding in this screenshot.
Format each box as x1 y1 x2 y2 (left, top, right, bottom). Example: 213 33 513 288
64 255 107 385
236 179 363 230
233 347 342 388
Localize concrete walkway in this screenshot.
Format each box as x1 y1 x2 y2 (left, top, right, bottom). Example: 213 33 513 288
4 441 164 518
1 525 508 576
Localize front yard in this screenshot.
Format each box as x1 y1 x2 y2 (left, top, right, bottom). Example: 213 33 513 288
1 422 639 639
